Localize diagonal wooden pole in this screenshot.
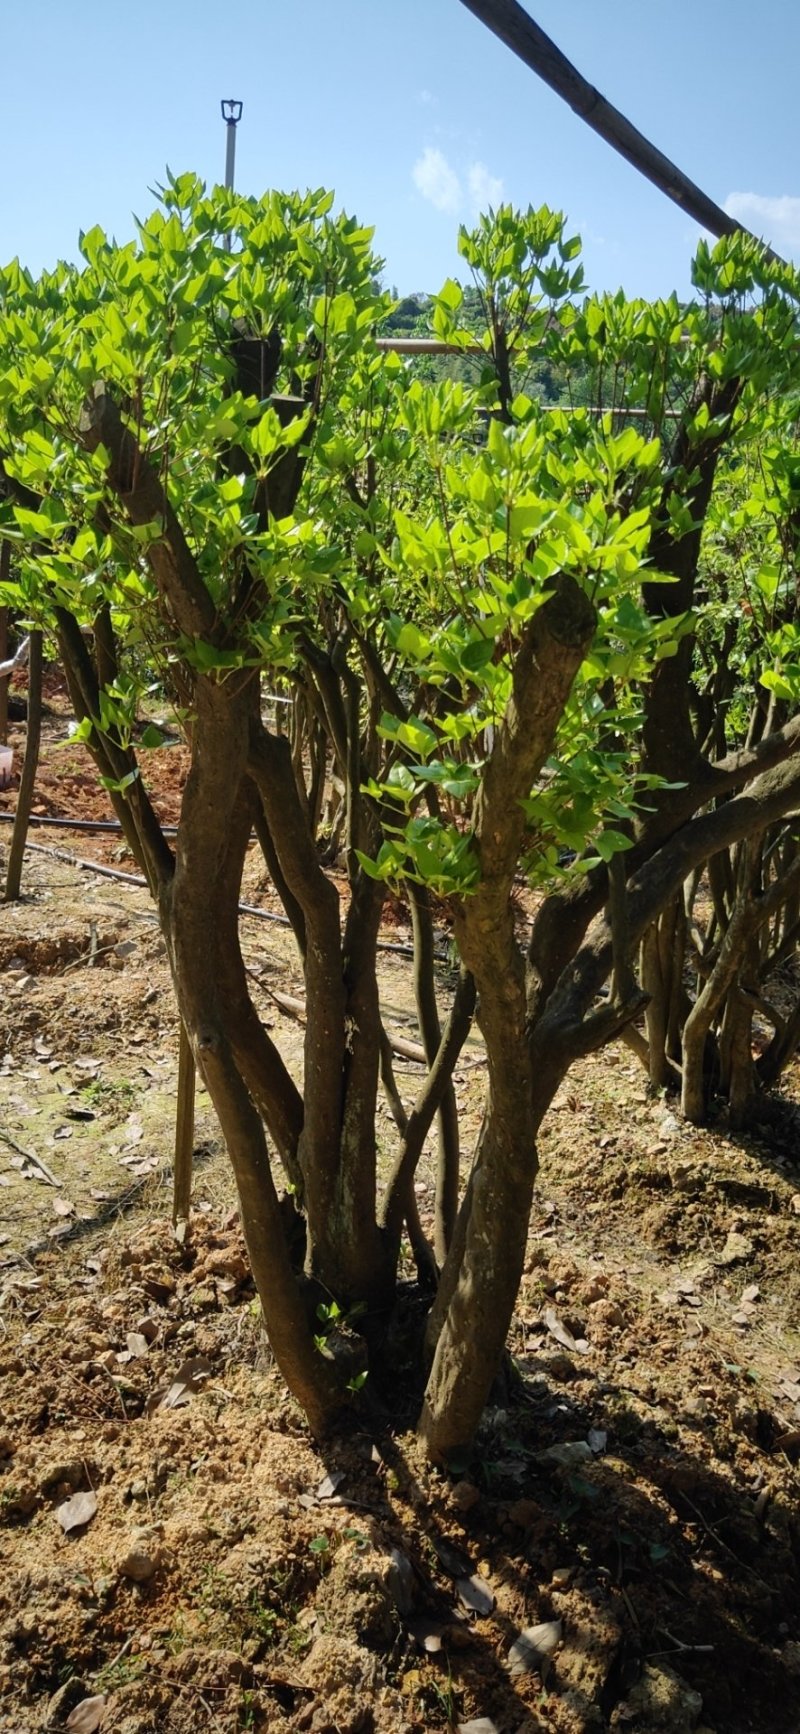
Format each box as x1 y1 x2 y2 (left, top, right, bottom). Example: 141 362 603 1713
457 0 784 264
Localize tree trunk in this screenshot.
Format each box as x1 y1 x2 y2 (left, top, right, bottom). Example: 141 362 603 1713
681 903 755 1123
419 918 536 1459
168 679 343 1433
409 885 461 1264
418 1084 537 1460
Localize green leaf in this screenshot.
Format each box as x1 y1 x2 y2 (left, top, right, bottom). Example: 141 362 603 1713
99 769 140 795
595 828 634 862
460 636 496 673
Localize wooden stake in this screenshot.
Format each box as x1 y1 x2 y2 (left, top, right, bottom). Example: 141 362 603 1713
173 1021 196 1227
4 629 42 903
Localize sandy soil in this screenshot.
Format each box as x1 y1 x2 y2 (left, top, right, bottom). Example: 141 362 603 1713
2 685 800 1733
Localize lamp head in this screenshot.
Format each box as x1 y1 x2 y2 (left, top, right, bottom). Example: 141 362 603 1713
221 99 243 124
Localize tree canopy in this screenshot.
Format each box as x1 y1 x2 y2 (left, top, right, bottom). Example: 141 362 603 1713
3 177 800 1456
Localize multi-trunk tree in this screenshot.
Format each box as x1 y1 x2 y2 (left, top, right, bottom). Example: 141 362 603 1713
2 179 800 1457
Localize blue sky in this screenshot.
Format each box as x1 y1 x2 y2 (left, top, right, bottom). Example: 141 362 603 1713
4 1 799 301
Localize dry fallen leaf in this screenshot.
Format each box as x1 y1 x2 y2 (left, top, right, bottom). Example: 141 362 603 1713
147 1355 213 1413
540 1440 593 1469
543 1307 580 1352
66 1696 106 1733
456 1573 495 1617
434 1536 471 1577
316 1470 346 1501
56 1490 98 1533
507 1619 562 1677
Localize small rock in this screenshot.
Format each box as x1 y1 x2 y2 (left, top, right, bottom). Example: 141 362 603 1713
539 1440 593 1468
39 1459 84 1496
589 1299 625 1329
551 1565 573 1589
543 1352 578 1382
119 1549 158 1583
201 1248 249 1283
715 1230 754 1268
619 1659 703 1730
508 1497 539 1528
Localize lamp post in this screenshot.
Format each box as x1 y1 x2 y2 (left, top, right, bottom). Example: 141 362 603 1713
221 99 243 251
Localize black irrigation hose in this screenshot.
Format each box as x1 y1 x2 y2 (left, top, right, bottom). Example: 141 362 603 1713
0 810 177 836
11 833 423 959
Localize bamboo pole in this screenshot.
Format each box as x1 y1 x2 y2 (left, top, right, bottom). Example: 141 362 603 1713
458 0 784 264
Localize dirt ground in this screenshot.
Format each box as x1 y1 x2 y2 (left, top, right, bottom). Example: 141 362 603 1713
2 693 800 1734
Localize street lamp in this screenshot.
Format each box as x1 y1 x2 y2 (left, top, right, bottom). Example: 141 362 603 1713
221 98 243 193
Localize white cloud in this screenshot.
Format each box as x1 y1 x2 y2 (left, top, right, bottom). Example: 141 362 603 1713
468 161 504 214
723 191 800 254
416 88 434 107
412 147 461 214
412 149 504 220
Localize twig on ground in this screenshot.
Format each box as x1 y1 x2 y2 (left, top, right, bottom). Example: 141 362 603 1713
0 1130 61 1187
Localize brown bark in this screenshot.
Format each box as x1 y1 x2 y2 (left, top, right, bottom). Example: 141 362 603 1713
382 968 476 1256
419 574 596 1459
409 885 462 1264
167 678 341 1433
